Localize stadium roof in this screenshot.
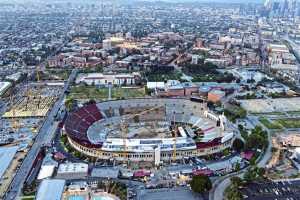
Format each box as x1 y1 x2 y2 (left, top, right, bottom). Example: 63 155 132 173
36 179 65 200
0 146 18 179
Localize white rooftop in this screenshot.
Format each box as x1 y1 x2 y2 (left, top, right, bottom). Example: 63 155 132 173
147 82 165 89
0 146 18 179
37 165 56 180
57 163 88 174
0 82 12 95
36 179 65 200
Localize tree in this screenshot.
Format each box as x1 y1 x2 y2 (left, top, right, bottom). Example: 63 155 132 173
133 115 140 123
65 98 76 112
230 176 243 187
223 149 230 157
243 166 265 183
86 99 96 105
234 162 241 172
190 175 212 193
245 126 268 151
225 186 243 200
232 138 244 152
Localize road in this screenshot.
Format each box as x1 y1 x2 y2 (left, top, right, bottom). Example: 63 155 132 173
4 69 77 200
209 117 272 200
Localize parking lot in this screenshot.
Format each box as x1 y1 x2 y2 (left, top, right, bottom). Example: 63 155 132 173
242 179 300 200
239 97 300 113
137 187 203 200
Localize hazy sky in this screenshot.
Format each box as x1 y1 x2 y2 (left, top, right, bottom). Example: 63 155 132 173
0 0 265 2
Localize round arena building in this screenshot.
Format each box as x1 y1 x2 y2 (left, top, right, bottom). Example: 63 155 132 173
64 98 235 165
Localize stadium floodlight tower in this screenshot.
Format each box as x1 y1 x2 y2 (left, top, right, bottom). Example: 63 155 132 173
108 82 112 100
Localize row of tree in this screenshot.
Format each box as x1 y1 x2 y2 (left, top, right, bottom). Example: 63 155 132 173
225 165 266 200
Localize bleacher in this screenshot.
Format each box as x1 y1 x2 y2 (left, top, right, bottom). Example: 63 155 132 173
64 104 103 148
196 137 222 149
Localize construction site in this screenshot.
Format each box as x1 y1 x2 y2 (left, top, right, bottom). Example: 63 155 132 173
0 75 63 198
3 84 61 118
64 98 236 168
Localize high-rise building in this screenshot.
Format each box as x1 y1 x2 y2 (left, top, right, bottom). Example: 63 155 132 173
265 0 298 17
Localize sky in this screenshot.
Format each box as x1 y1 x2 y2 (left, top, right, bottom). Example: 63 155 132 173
0 0 265 3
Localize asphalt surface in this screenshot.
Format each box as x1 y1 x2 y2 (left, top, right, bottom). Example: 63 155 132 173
3 69 77 200
209 116 273 200
137 187 203 200
243 179 300 200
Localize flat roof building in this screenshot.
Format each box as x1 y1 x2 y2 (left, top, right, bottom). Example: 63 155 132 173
0 82 12 96
56 163 88 179
36 179 65 200
0 146 18 179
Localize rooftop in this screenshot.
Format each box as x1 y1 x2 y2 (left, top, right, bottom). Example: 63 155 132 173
0 146 18 179
57 163 88 174
36 179 65 200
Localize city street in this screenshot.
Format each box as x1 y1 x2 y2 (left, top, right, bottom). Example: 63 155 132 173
4 69 77 200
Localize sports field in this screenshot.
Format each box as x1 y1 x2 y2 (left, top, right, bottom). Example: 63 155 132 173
68 86 146 100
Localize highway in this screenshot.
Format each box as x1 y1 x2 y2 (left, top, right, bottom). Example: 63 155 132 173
4 69 77 200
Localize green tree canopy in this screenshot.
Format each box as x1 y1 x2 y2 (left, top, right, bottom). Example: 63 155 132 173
232 138 244 152
190 175 212 193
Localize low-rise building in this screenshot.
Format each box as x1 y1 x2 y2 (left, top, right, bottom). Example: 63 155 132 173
0 82 12 97
208 89 226 103
36 179 65 200
75 72 141 86
37 153 58 180
56 163 88 179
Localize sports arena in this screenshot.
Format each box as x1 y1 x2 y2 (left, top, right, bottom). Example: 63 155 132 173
64 98 235 165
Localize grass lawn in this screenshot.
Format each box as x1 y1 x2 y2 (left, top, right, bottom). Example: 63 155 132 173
274 118 300 129
259 117 283 129
21 197 34 200
287 111 300 115
146 71 183 82
45 69 71 80
251 112 286 116
68 86 146 100
21 195 35 200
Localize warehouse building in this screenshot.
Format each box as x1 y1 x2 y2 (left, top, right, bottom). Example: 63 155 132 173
56 163 89 179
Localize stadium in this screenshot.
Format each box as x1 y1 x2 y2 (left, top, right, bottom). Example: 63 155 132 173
64 98 235 165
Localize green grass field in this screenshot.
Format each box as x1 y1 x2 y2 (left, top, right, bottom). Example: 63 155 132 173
287 111 300 115
259 117 283 129
68 86 146 100
251 112 286 116
274 118 300 129
45 69 71 80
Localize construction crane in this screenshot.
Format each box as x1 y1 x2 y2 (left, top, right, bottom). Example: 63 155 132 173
119 105 164 164
172 113 177 163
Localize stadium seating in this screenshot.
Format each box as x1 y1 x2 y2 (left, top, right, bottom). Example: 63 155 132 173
65 104 103 148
